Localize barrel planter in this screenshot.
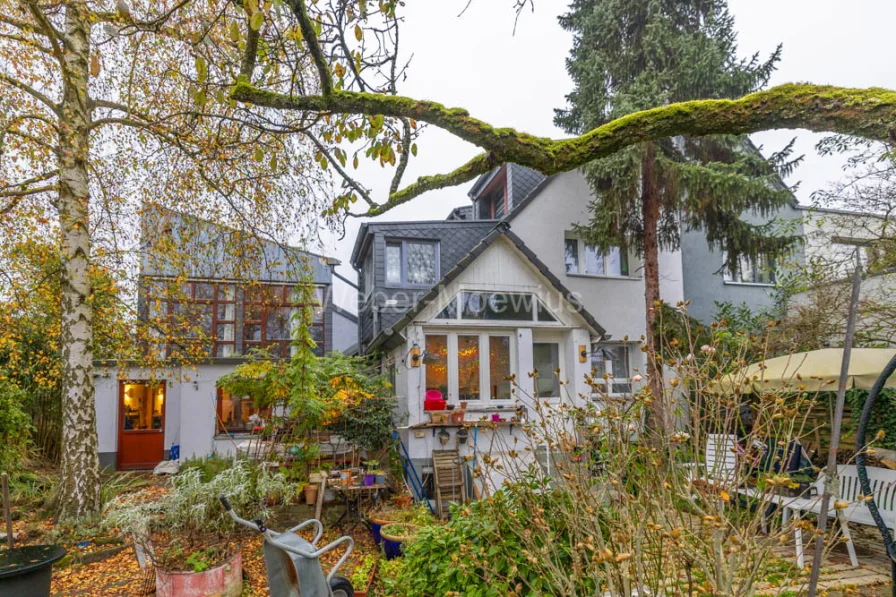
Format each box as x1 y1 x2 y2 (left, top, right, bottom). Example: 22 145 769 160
380 523 418 560
155 549 242 597
0 544 66 597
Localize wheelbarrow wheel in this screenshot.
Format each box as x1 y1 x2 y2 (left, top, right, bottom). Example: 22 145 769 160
329 576 354 597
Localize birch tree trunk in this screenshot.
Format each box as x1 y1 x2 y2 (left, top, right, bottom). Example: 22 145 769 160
55 2 101 519
641 143 668 436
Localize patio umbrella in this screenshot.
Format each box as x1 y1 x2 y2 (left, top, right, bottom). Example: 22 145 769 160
709 348 896 394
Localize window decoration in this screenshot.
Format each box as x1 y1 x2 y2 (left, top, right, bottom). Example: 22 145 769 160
434 291 558 323
591 345 632 395
385 239 438 286
565 237 629 277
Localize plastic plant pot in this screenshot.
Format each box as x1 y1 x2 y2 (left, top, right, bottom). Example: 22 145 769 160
363 474 376 486
380 523 418 560
0 545 66 597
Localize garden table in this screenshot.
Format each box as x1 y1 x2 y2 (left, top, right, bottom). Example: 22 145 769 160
330 484 389 532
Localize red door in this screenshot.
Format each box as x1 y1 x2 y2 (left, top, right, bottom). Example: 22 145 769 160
118 381 166 470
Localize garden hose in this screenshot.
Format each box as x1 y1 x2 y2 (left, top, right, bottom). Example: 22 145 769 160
854 351 896 596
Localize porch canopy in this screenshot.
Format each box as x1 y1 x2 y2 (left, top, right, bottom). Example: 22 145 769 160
709 348 896 394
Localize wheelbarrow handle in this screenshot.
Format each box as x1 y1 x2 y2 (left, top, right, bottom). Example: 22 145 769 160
287 519 324 545
220 495 264 533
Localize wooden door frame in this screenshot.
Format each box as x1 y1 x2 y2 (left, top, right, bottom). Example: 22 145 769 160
116 380 167 470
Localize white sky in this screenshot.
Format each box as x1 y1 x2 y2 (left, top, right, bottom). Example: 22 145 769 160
323 0 896 312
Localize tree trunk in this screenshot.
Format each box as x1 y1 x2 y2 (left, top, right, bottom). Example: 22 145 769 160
641 143 668 437
55 2 101 520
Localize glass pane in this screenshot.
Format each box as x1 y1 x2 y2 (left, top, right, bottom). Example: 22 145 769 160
536 299 556 322
122 383 164 431
406 242 436 285
217 303 235 321
266 307 292 340
756 256 775 284
217 324 234 341
606 248 623 276
310 324 324 352
245 304 262 322
461 292 534 321
435 297 457 320
386 243 402 284
244 324 262 342
195 282 215 300
424 335 448 399
564 239 579 273
216 344 235 357
489 336 512 400
583 244 604 275
219 284 235 301
457 335 480 401
218 391 259 434
533 343 560 398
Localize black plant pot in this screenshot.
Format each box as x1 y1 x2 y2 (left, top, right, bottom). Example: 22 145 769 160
0 544 67 597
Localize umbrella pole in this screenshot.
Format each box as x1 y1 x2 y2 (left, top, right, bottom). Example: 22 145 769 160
807 251 863 597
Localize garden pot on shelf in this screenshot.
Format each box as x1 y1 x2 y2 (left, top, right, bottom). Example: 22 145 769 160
375 474 387 485
457 428 469 445
429 412 449 424
156 549 242 597
0 544 66 597
380 523 418 560
304 483 320 505
450 410 465 424
362 473 376 487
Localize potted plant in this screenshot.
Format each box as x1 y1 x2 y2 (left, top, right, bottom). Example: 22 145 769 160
106 460 293 597
363 461 378 486
380 523 418 560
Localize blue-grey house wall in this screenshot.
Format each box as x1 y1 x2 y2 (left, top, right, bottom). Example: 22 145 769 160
680 202 805 323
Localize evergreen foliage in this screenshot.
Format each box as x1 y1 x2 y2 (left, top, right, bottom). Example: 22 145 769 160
555 0 801 275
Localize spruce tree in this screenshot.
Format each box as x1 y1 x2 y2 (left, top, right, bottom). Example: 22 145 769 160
555 0 801 431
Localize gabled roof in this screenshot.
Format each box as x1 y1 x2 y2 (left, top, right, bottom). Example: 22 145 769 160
349 219 497 268
368 221 607 352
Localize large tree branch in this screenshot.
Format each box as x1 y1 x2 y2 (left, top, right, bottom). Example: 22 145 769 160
232 82 896 215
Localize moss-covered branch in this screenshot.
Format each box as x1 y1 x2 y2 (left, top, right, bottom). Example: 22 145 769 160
232 82 896 215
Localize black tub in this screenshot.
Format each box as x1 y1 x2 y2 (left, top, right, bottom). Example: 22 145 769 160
0 544 67 597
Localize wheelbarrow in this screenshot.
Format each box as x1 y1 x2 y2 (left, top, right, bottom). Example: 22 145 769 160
219 496 354 596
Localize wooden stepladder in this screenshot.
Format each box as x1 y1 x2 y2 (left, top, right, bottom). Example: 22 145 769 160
432 449 466 519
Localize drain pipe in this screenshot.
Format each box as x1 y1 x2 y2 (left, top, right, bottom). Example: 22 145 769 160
855 352 896 597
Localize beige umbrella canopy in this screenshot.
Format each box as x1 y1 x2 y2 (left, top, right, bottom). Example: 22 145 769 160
710 348 896 394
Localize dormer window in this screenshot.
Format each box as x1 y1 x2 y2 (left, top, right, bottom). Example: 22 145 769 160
385 239 439 286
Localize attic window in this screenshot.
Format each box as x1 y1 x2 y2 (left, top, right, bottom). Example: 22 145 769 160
434 292 558 323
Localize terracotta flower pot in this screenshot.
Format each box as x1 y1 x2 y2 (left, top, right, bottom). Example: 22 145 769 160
156 549 241 597
304 483 319 505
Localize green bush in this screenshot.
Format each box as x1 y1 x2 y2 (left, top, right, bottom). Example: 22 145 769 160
0 378 31 472
846 388 896 451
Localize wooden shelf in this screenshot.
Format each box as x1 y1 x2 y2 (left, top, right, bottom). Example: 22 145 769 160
408 420 520 430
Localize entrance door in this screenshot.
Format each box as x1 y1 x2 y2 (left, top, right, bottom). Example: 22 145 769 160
118 381 166 470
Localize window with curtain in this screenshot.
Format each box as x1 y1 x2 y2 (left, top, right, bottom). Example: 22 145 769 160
722 251 777 285
385 239 438 286
564 236 629 277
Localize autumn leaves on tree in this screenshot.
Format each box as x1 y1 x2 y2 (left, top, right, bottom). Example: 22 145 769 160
1 0 896 520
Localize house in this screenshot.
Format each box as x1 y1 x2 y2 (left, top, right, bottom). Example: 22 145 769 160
94 207 358 470
351 162 806 495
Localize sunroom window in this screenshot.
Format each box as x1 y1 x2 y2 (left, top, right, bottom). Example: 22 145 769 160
434 292 557 323
423 332 514 402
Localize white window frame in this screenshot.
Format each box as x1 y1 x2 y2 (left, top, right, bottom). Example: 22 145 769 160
385 238 440 288
564 236 631 278
721 250 777 286
591 343 632 397
432 291 561 325
423 329 516 404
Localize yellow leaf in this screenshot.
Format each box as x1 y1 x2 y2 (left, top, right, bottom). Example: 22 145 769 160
90 54 101 77
354 24 362 42
250 11 264 31
229 21 241 43
720 490 730 503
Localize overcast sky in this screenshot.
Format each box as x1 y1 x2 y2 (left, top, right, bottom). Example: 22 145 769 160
323 0 896 312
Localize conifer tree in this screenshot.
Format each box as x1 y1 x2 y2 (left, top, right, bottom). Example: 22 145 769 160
555 0 802 430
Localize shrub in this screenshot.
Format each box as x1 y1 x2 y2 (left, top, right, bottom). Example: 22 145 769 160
0 378 31 472
105 460 293 571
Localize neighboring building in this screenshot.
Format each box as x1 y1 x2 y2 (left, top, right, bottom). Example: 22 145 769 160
95 207 357 470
